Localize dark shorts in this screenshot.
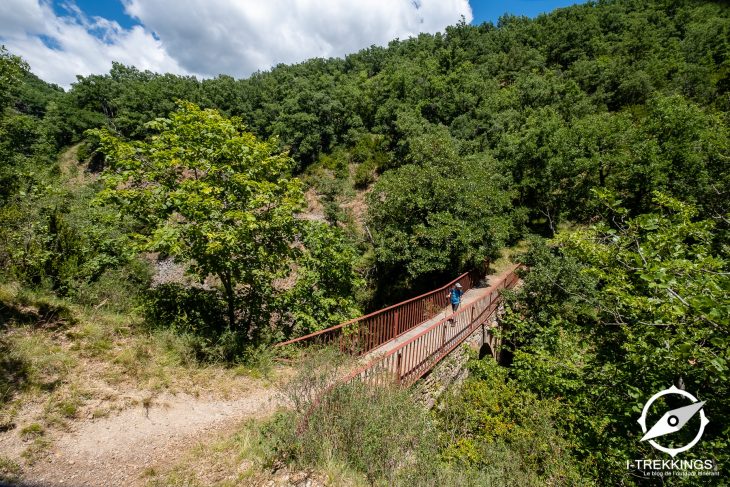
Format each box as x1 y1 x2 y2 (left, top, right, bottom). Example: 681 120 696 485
451 302 460 313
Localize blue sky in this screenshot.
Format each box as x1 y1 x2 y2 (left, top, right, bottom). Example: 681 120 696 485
471 0 589 24
1 0 589 87
54 0 139 30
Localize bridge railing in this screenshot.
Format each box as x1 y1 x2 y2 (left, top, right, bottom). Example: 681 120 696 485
341 266 520 388
275 263 487 356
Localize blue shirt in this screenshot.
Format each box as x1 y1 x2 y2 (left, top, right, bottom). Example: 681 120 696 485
449 288 463 304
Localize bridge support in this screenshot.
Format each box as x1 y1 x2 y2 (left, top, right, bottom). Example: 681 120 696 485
414 302 507 409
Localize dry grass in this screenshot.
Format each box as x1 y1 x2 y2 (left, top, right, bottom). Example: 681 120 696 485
144 419 273 487
57 143 89 186
143 414 362 487
489 240 529 275
340 164 373 232
0 455 22 483
0 282 279 469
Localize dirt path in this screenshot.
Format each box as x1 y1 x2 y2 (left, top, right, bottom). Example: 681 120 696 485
16 389 280 487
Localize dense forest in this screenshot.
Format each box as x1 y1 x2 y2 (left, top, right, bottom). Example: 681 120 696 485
1 0 728 484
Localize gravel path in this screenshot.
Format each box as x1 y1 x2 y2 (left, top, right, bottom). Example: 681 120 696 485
16 389 279 487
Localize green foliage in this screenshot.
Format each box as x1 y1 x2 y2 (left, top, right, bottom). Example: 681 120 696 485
281 222 363 337
353 158 377 188
367 146 516 290
0 46 28 111
142 283 237 361
67 62 205 140
72 257 152 312
296 382 436 485
434 354 587 485
504 194 730 483
0 178 137 295
0 59 129 294
93 102 306 333
351 133 388 188
0 50 132 297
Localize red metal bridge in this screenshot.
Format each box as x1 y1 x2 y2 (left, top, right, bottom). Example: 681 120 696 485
276 264 521 387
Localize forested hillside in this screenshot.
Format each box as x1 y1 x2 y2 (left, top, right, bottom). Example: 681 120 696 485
1 0 728 484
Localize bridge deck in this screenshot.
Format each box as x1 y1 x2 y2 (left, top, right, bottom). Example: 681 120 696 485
363 266 515 362
342 266 520 387
365 287 485 358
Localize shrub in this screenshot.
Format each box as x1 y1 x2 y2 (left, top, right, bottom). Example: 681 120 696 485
72 257 152 312
353 158 377 188
269 348 439 485
433 354 587 486
142 283 229 360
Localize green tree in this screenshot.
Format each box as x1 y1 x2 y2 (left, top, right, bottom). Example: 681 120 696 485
504 193 729 482
367 134 516 290
0 46 27 111
93 102 305 332
281 222 363 336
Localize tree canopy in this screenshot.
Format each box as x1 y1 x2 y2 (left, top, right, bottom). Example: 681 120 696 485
0 0 729 483
500 193 729 482
93 102 305 333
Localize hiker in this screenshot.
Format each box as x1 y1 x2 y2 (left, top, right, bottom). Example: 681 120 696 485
447 283 463 324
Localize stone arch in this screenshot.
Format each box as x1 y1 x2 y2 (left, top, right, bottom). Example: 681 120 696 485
478 342 494 360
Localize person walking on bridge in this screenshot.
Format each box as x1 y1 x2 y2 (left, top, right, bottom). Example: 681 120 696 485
447 283 463 325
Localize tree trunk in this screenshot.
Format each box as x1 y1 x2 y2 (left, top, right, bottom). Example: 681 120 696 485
219 272 236 328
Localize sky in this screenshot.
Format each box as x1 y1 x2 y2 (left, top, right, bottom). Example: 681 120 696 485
0 0 589 88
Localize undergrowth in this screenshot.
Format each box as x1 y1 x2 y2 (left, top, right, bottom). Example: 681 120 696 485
0 280 277 470
149 348 588 486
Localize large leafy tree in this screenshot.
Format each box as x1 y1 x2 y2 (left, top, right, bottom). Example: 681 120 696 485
504 193 729 482
367 124 516 291
93 102 305 332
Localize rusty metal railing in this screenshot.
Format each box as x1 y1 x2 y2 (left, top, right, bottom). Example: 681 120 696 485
341 265 520 387
275 263 488 356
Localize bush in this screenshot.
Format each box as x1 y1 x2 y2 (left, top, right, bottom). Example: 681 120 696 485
144 284 226 335
72 257 152 312
353 158 377 188
142 283 251 363
433 354 587 486
269 348 439 485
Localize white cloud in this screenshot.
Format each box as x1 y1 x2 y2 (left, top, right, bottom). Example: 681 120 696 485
0 0 189 88
0 0 472 88
123 0 471 76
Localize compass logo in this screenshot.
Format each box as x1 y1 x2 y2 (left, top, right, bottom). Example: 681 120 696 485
637 385 709 457
626 386 719 478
